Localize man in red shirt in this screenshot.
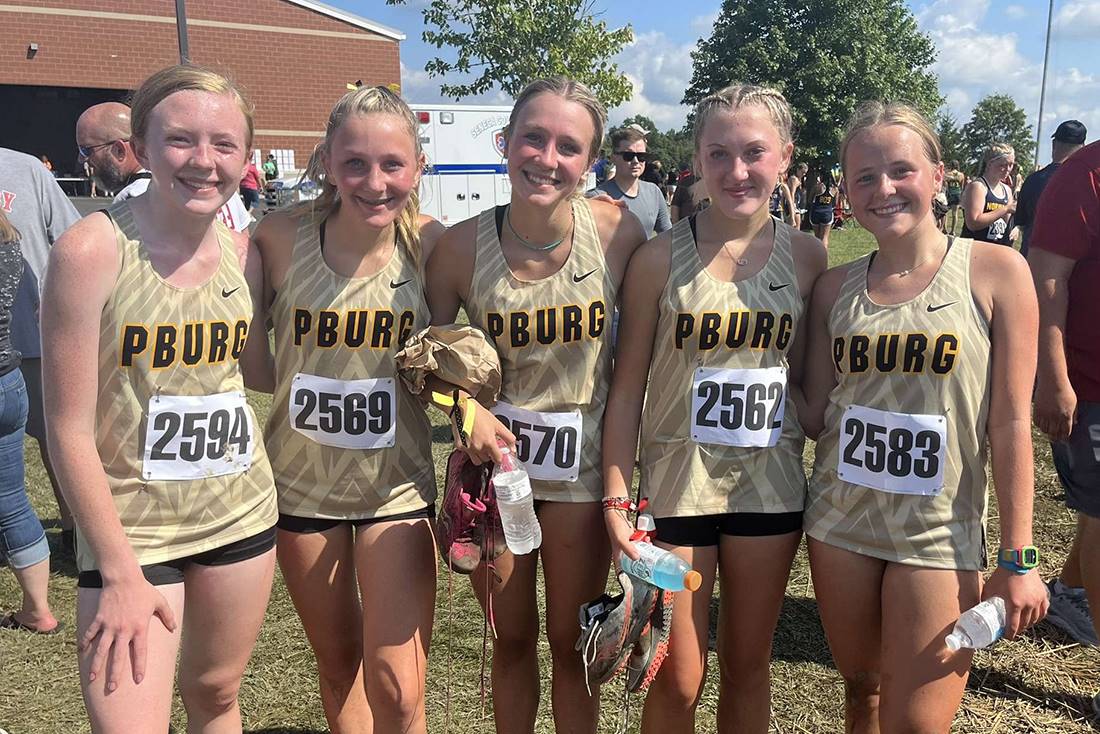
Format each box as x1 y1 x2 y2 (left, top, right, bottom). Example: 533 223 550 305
1029 141 1100 712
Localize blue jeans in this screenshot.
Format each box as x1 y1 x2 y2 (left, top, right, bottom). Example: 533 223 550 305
0 367 48 569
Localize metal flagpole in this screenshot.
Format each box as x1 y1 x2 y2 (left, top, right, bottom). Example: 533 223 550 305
175 0 190 63
1034 0 1055 168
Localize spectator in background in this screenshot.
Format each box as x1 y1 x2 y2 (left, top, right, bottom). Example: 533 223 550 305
962 143 1016 245
76 101 253 232
593 149 611 184
787 162 808 229
808 171 836 248
1029 141 1100 703
82 159 98 198
240 159 264 212
944 161 967 235
670 168 710 222
642 157 665 191
0 207 60 635
1016 121 1086 258
666 168 678 204
0 147 81 553
39 156 53 174
262 152 279 183
588 126 671 236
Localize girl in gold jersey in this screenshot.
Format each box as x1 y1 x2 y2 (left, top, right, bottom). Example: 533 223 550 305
426 78 646 733
603 85 826 733
248 87 443 734
801 103 1048 732
42 66 279 732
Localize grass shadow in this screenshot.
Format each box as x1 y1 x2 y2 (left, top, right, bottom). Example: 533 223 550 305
707 594 835 668
47 528 79 579
432 423 454 444
968 665 1099 729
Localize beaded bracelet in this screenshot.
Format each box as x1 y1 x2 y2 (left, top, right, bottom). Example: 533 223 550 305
601 497 636 513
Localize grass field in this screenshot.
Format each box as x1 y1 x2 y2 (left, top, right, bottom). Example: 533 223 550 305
1 225 1097 733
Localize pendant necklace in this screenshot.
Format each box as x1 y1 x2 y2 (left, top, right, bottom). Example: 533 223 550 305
506 205 571 251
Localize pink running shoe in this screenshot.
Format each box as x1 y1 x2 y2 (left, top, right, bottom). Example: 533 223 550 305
436 450 506 574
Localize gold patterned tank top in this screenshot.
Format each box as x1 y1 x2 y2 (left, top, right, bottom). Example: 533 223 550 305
79 200 277 572
265 217 435 518
805 237 992 570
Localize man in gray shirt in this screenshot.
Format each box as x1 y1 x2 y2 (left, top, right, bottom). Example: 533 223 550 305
0 147 81 547
588 126 671 237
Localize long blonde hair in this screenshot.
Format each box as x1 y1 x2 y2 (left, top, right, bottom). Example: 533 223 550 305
294 85 423 267
0 209 18 244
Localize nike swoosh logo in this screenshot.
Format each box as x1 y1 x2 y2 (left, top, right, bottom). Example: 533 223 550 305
927 301 958 312
768 282 791 291
573 269 598 283
390 278 412 289
221 287 241 298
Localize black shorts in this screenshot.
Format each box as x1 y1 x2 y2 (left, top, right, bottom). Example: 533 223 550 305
947 193 961 207
1052 401 1100 519
809 207 834 226
277 504 435 534
654 511 803 547
77 526 277 588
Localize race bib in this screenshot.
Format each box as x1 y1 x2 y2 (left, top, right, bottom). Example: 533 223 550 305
492 401 582 482
143 391 253 481
691 366 786 448
289 373 396 450
837 404 946 495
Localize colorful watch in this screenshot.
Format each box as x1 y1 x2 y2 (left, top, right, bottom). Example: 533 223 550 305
997 546 1039 574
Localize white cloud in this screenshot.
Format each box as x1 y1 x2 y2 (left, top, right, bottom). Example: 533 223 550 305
607 30 697 130
916 0 990 32
398 61 510 105
1053 1 1100 38
1004 4 1027 20
690 8 720 37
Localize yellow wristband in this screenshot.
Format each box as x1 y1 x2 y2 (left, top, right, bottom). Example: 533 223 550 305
430 390 455 408
460 395 476 435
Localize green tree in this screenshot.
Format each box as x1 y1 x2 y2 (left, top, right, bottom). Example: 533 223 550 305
934 111 966 167
617 115 694 170
684 0 941 165
961 94 1034 174
388 0 633 108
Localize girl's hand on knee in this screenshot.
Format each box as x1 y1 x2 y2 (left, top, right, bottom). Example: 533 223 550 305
81 576 177 688
982 567 1049 639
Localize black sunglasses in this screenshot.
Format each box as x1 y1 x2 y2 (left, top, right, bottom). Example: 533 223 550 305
616 150 651 163
77 139 127 160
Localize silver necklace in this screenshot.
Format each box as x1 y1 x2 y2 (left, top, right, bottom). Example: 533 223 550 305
721 240 749 266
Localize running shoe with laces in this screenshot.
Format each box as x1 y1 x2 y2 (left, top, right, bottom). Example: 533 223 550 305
1045 578 1099 646
436 450 507 574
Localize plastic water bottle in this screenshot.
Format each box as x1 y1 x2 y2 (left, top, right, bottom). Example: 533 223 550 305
620 540 703 592
944 596 1006 651
492 444 542 555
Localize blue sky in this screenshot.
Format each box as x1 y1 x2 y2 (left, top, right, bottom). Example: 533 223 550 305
334 1 1100 164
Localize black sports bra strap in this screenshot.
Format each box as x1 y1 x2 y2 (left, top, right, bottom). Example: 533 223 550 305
495 204 507 240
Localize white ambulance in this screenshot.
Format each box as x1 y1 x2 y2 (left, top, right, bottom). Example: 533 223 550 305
411 103 513 226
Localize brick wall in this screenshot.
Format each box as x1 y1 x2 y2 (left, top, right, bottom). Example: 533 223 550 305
0 0 402 167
